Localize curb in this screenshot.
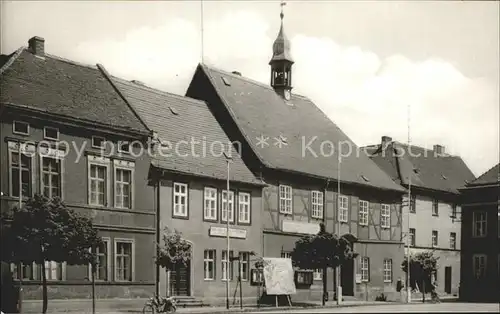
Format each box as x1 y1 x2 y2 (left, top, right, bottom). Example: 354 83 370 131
194 301 401 314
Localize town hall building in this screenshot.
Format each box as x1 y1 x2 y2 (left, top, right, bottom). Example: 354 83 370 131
186 8 407 302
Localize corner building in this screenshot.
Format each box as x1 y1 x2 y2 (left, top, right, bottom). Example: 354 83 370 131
186 10 407 301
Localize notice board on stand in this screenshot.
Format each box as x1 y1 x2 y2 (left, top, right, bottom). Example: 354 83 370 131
262 257 296 295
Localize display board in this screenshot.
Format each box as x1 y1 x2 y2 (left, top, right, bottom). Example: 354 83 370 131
262 257 296 295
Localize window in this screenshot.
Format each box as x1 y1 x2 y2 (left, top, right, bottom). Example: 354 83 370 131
313 269 322 281
115 240 133 281
221 190 234 222
472 211 487 238
11 262 40 281
410 195 416 213
359 200 369 226
432 199 439 216
204 250 216 280
92 136 105 149
281 251 291 259
44 261 64 281
451 204 457 219
311 190 324 219
409 228 416 247
89 164 107 206
204 187 217 220
449 232 456 250
432 230 438 247
239 252 250 281
13 121 29 135
88 238 110 281
473 254 487 279
381 204 391 228
115 168 132 209
279 185 292 214
43 127 59 140
360 257 370 282
238 192 251 223
10 151 32 197
222 250 234 281
383 259 393 283
173 182 188 217
118 141 130 154
338 195 348 222
42 157 61 198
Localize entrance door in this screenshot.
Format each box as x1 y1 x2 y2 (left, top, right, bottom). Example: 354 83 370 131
444 266 452 294
340 259 354 296
169 261 191 296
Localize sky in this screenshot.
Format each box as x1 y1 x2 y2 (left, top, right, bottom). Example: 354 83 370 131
1 0 499 177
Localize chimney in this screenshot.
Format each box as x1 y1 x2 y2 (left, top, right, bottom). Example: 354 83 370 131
433 144 445 156
231 71 241 76
381 136 392 148
28 36 45 56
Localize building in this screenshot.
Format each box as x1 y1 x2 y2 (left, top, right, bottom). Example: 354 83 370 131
185 10 407 301
458 163 499 302
0 37 157 299
110 77 266 305
364 137 476 297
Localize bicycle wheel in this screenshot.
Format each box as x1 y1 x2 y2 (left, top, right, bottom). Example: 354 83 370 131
142 303 156 314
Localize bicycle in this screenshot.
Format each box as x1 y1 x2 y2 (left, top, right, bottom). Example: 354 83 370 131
142 295 177 314
430 290 441 303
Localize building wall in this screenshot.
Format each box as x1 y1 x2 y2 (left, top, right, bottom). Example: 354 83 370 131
460 185 499 302
401 192 462 295
261 170 404 302
0 111 156 299
157 174 263 304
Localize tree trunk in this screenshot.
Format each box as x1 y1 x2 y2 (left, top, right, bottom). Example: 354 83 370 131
322 266 327 306
41 257 48 313
422 279 425 303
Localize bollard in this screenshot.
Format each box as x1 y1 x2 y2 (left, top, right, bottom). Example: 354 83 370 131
18 287 23 314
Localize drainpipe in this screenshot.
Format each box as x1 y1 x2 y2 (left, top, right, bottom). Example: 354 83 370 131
155 171 161 296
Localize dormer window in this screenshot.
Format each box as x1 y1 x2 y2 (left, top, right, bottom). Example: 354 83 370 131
13 121 29 135
361 175 370 182
221 77 231 86
44 127 59 141
169 107 179 115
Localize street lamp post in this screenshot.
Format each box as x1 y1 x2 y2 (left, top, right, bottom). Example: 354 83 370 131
336 154 342 305
224 152 232 310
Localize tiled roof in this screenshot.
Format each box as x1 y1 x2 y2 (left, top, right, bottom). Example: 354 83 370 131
190 64 405 192
364 142 476 194
0 48 149 134
468 163 499 186
111 77 263 186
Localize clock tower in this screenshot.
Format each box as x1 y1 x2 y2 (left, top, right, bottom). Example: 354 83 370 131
270 2 294 101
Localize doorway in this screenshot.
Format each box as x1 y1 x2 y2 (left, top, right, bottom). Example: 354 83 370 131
169 260 191 296
444 266 452 294
340 259 354 296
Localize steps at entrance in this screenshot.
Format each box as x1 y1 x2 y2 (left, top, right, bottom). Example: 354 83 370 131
173 296 204 308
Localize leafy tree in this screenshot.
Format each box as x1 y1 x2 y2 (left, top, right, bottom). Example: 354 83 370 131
1 194 102 314
291 223 357 306
401 251 439 302
156 227 192 273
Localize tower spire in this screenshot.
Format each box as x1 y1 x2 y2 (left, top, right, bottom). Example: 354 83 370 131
270 1 294 100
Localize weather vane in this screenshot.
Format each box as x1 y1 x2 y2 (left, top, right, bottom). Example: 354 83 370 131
280 1 286 19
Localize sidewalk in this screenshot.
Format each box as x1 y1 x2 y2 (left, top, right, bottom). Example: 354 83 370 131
21 299 400 314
